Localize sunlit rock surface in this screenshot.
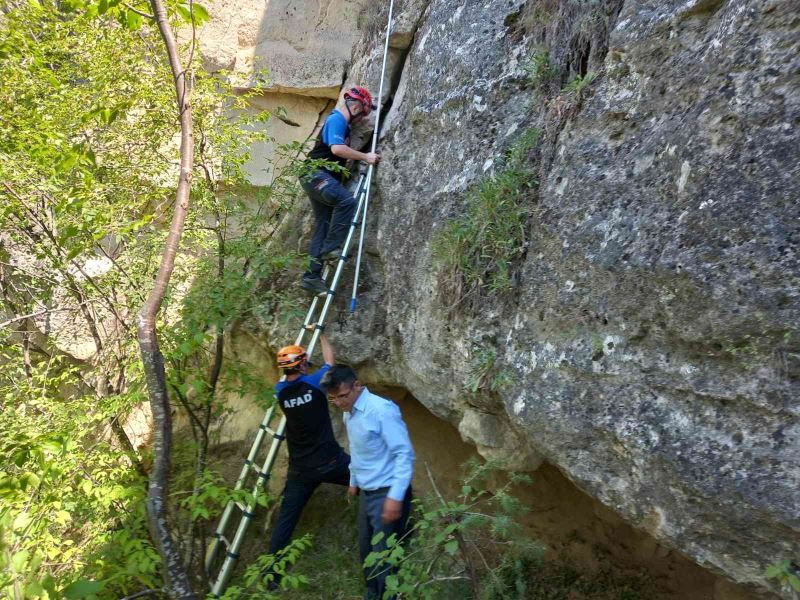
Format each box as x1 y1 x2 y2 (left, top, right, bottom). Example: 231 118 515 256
213 0 799 595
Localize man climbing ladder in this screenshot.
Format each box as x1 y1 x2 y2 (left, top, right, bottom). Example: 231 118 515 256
268 329 350 558
206 2 396 595
300 86 381 294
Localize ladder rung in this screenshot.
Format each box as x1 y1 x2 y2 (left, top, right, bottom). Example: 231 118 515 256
234 501 258 520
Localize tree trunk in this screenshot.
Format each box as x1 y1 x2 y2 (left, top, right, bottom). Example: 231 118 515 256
136 0 197 596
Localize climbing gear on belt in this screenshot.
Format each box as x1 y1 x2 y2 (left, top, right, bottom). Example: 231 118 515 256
205 2 395 595
276 345 307 369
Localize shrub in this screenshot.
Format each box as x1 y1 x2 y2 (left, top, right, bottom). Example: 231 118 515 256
562 72 597 97
523 50 557 88
365 460 543 600
433 129 540 306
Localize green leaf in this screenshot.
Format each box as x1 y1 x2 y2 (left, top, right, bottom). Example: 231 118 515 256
124 9 142 30
765 564 783 578
444 539 459 555
191 3 210 24
25 581 45 597
56 152 78 173
12 512 31 531
11 550 29 572
63 579 105 599
176 2 210 25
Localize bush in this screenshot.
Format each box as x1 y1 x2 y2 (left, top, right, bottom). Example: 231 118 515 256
433 129 540 306
365 460 543 600
523 51 557 88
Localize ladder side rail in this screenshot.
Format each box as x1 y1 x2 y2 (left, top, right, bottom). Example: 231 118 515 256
210 416 288 597
208 177 370 593
303 179 369 353
205 403 278 573
300 172 368 330
351 0 392 311
370 0 394 154
292 170 365 350
350 167 375 312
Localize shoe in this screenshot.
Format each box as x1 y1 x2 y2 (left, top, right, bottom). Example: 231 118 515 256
322 246 343 263
300 276 328 295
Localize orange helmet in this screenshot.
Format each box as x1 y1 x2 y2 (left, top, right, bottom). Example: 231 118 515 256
277 345 307 369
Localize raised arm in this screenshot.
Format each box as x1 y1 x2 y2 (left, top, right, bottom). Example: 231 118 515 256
319 331 335 366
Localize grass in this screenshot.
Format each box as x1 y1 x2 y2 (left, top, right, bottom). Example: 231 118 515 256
269 486 363 600
562 71 597 97
523 50 558 88
433 128 540 306
466 348 514 393
221 482 658 600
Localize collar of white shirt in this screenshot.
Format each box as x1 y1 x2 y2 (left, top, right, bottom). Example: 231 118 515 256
350 387 369 413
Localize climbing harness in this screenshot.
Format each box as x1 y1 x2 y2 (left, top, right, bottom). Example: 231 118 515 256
205 2 394 595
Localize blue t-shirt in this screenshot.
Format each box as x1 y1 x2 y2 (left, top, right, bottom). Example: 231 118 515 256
307 110 351 180
275 364 341 468
275 363 331 395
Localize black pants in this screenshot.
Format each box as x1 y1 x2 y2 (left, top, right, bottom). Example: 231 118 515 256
358 486 413 600
300 170 356 278
267 452 351 555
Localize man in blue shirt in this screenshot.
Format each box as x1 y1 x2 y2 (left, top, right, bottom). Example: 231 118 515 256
268 331 350 559
321 365 415 600
300 86 381 294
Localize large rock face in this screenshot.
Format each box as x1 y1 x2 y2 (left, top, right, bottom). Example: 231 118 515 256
193 0 367 185
259 0 798 595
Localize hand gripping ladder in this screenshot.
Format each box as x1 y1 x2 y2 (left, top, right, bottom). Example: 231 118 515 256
205 2 394 594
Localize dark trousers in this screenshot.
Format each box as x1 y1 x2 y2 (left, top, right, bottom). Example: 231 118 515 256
300 170 356 278
358 486 413 600
268 452 351 555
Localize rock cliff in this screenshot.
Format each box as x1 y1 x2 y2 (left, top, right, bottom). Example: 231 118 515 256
210 0 799 596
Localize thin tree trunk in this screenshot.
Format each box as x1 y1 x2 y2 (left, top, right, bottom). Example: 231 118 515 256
136 0 197 596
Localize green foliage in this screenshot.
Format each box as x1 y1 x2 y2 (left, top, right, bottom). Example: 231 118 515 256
765 559 800 593
433 129 540 306
0 348 158 598
216 535 313 599
562 72 597 97
364 460 542 600
179 470 270 521
466 348 514 393
523 50 557 88
0 0 305 595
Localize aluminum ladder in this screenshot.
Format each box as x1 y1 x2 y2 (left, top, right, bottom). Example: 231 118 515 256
205 2 395 593
205 170 370 596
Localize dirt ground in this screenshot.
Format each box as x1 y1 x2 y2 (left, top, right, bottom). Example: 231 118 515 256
204 386 764 599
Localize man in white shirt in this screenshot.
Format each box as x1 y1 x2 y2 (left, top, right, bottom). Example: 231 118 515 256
322 365 415 600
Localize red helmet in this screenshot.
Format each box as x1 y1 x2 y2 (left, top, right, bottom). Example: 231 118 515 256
344 86 376 115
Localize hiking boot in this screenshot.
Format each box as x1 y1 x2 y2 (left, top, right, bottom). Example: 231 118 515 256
300 275 328 295
322 246 344 263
